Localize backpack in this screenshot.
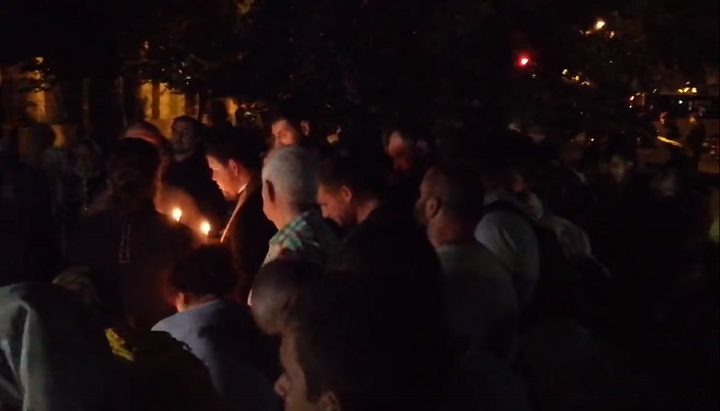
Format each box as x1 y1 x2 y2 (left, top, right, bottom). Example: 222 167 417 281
482 201 572 330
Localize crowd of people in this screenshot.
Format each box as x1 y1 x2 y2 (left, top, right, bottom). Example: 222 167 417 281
0 103 718 411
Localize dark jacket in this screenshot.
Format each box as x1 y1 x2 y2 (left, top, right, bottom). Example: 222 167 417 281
70 203 197 329
222 181 277 303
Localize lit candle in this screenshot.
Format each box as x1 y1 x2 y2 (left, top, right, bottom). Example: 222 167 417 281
200 221 211 242
172 208 182 222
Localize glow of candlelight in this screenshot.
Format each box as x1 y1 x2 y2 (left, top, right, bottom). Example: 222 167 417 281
172 208 182 222
201 221 211 236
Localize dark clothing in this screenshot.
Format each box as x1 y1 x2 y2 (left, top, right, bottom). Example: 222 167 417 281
69 203 197 329
0 283 125 410
0 164 60 287
163 151 227 229
327 204 444 315
222 182 277 303
61 172 106 230
683 123 706 170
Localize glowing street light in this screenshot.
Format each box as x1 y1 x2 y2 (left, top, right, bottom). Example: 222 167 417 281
520 57 530 66
595 19 606 30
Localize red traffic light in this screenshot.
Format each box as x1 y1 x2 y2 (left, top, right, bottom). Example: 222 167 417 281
519 56 530 67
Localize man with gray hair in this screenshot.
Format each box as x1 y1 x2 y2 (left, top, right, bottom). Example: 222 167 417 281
260 146 337 267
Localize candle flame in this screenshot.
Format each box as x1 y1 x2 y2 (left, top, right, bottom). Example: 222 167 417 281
201 221 211 235
172 208 182 222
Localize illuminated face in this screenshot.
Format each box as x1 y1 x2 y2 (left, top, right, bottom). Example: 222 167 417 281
272 120 302 149
387 132 415 174
207 155 239 199
275 329 328 411
171 120 199 156
317 183 355 228
609 155 633 183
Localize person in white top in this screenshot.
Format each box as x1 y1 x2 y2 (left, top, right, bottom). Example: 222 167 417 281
474 161 540 309
415 165 519 352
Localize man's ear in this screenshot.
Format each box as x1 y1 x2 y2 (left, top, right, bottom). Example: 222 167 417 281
174 292 187 312
316 391 341 411
339 185 353 203
300 120 311 137
265 180 276 203
426 196 441 220
228 159 241 176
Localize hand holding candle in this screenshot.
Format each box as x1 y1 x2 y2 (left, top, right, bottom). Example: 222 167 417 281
172 208 182 222
200 221 211 243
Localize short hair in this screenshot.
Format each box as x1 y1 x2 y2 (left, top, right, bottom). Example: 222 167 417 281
253 257 322 300
205 129 263 171
288 277 448 410
170 245 237 298
172 115 202 135
318 149 389 198
266 100 314 130
262 146 319 208
424 164 485 222
107 138 161 212
125 121 164 146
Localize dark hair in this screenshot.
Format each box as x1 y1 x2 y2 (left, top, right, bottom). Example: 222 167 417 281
253 257 323 301
266 99 314 130
172 115 202 134
204 129 263 172
170 245 237 298
107 138 161 213
288 278 448 411
318 149 389 198
424 164 484 222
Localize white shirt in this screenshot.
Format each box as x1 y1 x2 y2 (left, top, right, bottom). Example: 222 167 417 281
474 190 540 308
436 242 519 344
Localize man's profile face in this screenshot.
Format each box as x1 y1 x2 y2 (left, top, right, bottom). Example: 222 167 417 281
386 132 415 174
317 183 354 228
272 120 302 149
275 329 324 411
207 155 237 199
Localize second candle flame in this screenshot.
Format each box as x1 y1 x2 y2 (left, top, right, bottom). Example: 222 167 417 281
172 208 182 222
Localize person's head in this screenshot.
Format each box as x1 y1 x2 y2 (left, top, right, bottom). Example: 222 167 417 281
609 149 636 183
124 121 165 147
384 127 430 175
170 245 237 312
107 138 161 213
205 130 263 199
317 150 388 228
73 139 102 177
250 257 322 336
262 146 319 227
559 140 584 167
170 116 202 159
659 111 670 125
415 165 484 244
268 108 312 149
275 279 447 411
209 100 230 126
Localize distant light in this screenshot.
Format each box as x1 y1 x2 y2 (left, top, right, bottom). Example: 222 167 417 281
519 57 530 66
562 69 569 75
629 96 635 101
679 100 684 104
691 87 698 94
595 19 606 30
678 88 685 94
